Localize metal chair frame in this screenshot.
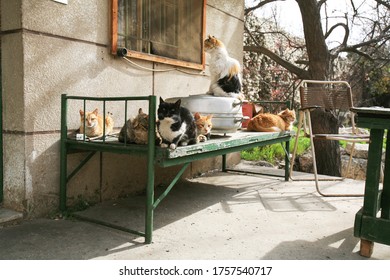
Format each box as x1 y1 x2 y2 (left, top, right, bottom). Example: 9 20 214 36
290 80 370 197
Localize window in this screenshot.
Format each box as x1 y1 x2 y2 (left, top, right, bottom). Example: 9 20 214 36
111 0 206 70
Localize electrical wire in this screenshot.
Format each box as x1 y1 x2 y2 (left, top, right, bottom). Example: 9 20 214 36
122 56 207 76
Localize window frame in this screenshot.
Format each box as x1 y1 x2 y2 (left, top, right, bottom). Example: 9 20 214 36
111 0 207 70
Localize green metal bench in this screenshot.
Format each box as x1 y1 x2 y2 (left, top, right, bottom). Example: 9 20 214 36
60 94 292 243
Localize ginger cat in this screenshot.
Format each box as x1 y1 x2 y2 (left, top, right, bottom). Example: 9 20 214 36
247 108 296 132
79 108 114 137
194 112 213 142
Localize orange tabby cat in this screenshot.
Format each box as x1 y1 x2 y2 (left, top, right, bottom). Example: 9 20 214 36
194 112 213 142
79 108 114 137
247 108 296 132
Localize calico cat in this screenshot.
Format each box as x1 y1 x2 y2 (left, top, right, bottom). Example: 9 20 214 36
157 97 197 150
247 108 296 132
118 108 149 144
194 112 213 142
79 108 114 137
204 35 243 98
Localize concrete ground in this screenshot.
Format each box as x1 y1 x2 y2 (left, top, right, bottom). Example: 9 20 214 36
0 163 389 260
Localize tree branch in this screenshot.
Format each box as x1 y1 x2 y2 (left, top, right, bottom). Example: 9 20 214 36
244 24 310 79
244 0 285 15
317 0 327 9
244 45 310 78
350 0 358 16
252 30 305 49
331 20 390 58
375 0 390 9
340 47 374 60
325 22 349 46
346 25 390 49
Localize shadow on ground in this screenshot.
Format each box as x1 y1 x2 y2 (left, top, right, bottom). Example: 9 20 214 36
0 170 387 260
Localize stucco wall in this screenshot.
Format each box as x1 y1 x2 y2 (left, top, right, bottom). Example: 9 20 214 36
0 0 244 217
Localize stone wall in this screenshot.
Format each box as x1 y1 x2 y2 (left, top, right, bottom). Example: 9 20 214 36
296 142 385 181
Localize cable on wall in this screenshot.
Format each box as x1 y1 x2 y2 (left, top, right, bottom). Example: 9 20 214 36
117 48 206 76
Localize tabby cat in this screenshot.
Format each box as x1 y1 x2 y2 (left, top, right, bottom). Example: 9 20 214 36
79 108 114 137
204 35 242 98
118 108 149 145
194 112 213 142
247 108 296 132
157 97 197 150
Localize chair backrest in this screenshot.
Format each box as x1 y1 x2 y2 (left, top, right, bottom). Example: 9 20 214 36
300 80 353 112
299 80 357 131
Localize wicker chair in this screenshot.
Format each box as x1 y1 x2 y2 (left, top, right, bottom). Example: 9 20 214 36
290 80 370 197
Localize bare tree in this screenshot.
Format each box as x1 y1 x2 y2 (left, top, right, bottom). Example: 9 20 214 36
244 0 390 176
243 14 306 103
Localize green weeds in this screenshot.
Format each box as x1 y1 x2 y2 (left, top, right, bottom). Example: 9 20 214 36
241 128 311 164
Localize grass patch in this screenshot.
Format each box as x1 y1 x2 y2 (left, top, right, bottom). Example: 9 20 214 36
241 128 388 164
241 128 311 164
49 195 95 220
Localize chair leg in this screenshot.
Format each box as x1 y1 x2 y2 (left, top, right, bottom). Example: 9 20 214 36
290 111 335 192
290 112 363 197
380 162 384 183
305 112 321 194
308 116 363 197
289 111 304 180
345 142 355 178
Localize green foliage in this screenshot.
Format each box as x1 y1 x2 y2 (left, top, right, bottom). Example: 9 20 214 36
70 195 92 212
339 140 347 149
364 64 390 97
47 196 91 220
347 53 390 107
365 68 390 96
241 128 311 164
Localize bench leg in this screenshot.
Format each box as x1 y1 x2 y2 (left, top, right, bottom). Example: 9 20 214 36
284 140 290 181
222 154 227 172
145 156 155 244
59 142 67 212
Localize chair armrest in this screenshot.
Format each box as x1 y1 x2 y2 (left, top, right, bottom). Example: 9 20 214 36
299 105 322 111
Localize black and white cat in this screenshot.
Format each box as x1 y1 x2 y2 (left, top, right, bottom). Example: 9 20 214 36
157 97 197 150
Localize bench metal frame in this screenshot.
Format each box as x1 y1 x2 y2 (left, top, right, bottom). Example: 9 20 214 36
60 94 292 243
